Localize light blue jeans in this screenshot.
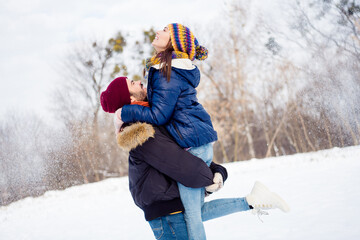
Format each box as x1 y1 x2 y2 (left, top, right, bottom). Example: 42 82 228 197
177 143 251 240
148 198 250 240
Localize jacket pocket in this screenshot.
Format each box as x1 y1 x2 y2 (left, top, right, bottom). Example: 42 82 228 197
172 122 184 140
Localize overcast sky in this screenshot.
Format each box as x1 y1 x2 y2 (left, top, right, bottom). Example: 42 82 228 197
0 0 229 121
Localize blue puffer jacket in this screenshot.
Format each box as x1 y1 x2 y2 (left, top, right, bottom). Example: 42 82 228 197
121 59 217 148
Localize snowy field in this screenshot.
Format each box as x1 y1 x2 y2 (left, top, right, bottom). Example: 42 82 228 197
1 146 360 240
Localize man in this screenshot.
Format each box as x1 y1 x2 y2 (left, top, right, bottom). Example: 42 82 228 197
100 77 290 240
101 77 226 239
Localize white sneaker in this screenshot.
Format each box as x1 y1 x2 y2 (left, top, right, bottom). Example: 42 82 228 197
246 181 290 213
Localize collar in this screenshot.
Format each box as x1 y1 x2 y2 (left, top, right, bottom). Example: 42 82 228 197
145 51 196 71
151 58 195 70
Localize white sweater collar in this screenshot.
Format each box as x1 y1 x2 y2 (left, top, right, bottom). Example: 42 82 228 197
152 58 196 70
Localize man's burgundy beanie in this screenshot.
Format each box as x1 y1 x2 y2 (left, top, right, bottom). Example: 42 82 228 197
100 77 131 113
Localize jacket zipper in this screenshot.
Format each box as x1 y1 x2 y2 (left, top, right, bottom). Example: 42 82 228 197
172 122 184 140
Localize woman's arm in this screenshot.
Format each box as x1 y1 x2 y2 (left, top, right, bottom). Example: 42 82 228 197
121 75 181 125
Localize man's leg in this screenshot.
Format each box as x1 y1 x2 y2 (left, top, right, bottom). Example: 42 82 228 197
148 213 188 240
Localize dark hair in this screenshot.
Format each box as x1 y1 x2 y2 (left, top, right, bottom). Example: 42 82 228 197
156 40 174 82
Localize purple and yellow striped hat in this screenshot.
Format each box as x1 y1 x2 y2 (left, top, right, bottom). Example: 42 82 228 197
167 23 208 61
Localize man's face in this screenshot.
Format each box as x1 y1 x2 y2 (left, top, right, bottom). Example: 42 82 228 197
126 78 147 101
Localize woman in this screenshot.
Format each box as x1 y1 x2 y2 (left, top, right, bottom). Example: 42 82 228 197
119 23 217 239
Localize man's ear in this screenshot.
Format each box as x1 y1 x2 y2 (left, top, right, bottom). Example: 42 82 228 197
130 96 137 103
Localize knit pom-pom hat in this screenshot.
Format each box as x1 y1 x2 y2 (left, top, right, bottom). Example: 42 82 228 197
100 77 131 113
167 23 208 61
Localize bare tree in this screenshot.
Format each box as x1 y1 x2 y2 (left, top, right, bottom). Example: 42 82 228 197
196 0 359 163
0 111 50 205
198 0 297 161
51 32 130 184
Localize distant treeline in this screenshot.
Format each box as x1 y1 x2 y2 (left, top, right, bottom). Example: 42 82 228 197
1 0 359 206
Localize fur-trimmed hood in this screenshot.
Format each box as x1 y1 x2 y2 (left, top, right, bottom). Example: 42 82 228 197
117 122 155 151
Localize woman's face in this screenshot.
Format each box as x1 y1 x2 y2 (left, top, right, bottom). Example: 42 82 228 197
152 27 170 53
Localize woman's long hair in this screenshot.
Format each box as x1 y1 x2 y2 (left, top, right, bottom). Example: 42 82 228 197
156 40 174 82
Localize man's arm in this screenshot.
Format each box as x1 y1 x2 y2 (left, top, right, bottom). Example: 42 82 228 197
210 162 228 182
205 162 228 194
130 126 214 188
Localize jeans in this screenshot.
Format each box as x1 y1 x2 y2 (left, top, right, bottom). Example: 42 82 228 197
149 143 251 240
177 143 213 240
148 198 250 240
148 213 188 240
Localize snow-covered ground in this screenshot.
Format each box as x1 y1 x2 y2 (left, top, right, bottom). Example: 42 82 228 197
1 146 360 240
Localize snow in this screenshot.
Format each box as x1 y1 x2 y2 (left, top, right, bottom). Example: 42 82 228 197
1 146 360 240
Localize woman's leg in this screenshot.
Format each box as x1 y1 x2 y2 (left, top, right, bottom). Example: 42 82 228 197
201 182 290 221
194 144 251 222
177 184 204 240
201 197 251 222
177 143 213 240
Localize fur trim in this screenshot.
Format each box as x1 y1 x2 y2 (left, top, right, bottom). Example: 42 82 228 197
117 122 155 151
152 58 195 70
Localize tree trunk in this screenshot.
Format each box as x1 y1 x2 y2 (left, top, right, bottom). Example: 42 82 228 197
218 140 230 163
296 107 316 152
284 124 299 153
323 116 333 149
243 115 256 159
265 110 288 158
335 107 359 145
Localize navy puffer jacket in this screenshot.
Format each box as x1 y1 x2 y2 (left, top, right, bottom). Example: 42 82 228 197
121 59 218 148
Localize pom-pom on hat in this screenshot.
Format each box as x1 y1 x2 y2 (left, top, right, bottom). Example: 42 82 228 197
100 77 131 113
167 23 208 61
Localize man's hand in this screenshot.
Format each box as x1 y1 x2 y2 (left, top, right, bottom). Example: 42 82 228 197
205 172 224 193
114 108 124 133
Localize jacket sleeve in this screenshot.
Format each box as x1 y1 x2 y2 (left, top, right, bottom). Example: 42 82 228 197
131 127 214 188
121 74 181 125
209 162 228 183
